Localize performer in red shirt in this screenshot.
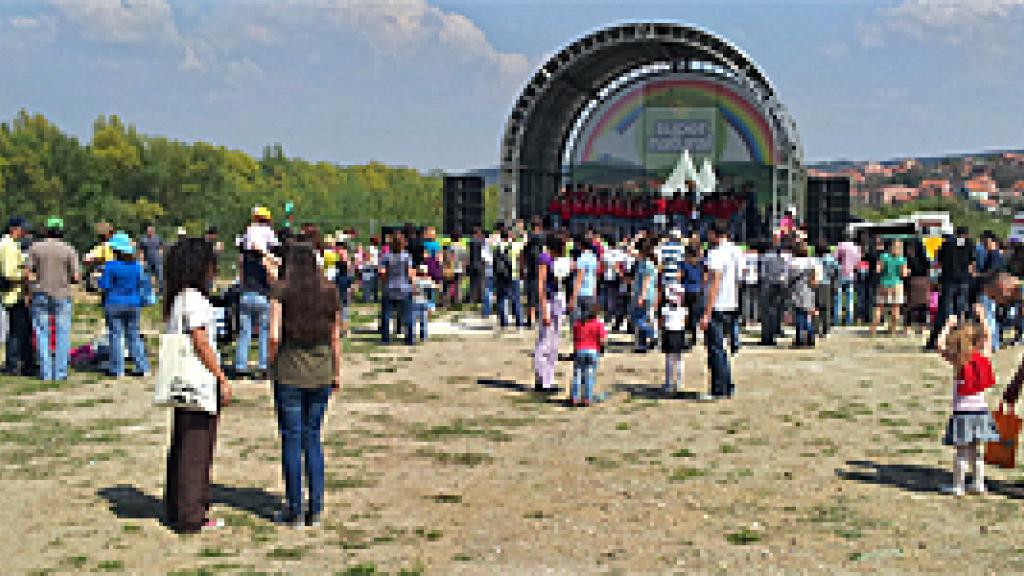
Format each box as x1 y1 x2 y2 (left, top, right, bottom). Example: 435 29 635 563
549 193 563 230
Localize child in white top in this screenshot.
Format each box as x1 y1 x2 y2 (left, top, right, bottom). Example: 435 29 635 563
936 316 1001 496
660 284 689 394
412 265 436 342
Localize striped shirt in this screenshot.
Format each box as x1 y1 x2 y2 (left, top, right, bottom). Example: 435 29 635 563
658 241 685 289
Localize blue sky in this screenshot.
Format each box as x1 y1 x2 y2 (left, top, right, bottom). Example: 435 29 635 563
1 0 1022 170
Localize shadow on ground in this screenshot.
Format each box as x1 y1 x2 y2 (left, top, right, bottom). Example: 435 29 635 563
97 483 281 528
836 460 1024 499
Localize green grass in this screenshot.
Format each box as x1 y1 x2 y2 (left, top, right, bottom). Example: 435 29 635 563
725 528 762 545
818 402 873 420
584 455 620 469
266 547 306 560
414 419 513 442
198 548 236 558
335 564 383 576
429 494 462 504
95 559 124 572
615 422 631 431
414 448 493 466
671 448 696 458
668 467 708 483
413 527 443 541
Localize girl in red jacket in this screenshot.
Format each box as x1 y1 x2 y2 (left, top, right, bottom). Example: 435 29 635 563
936 316 1000 496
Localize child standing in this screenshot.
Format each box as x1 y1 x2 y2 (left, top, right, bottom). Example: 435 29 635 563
937 316 1001 496
660 284 689 394
571 302 607 407
412 265 436 343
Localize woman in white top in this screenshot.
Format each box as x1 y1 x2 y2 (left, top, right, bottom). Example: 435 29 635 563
163 238 232 534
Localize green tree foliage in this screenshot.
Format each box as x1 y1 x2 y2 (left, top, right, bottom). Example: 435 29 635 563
0 110 448 248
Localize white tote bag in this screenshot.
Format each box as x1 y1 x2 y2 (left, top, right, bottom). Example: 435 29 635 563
153 303 218 414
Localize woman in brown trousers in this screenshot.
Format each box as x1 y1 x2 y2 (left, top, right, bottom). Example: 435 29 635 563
163 238 233 533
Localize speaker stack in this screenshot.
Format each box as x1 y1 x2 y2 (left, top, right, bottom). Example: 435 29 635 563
443 176 485 236
806 175 852 245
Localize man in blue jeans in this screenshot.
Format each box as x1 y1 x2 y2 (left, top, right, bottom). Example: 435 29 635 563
701 223 742 400
235 249 271 378
27 218 80 381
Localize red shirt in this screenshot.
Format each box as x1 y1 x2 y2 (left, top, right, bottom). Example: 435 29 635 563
669 198 684 215
653 198 667 215
549 199 561 215
573 318 607 352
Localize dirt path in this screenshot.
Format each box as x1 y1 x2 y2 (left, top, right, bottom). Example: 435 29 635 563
4 311 1024 575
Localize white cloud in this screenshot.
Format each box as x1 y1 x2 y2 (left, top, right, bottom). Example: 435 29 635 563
10 16 42 29
260 0 532 82
863 0 1024 47
52 0 180 43
226 57 265 84
180 43 203 71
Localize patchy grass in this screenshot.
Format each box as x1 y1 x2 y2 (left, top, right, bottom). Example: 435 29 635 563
266 547 306 560
429 494 463 504
414 448 493 466
668 467 708 483
671 448 696 458
725 528 762 545
584 455 620 469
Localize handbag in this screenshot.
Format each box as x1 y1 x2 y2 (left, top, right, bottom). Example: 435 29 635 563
153 295 218 414
985 403 1021 469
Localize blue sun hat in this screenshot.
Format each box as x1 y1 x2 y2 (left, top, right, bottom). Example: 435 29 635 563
108 231 135 255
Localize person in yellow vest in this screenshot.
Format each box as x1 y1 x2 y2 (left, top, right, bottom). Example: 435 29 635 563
0 217 31 375
84 221 115 293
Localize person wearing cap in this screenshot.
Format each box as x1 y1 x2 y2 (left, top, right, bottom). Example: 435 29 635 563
99 232 150 378
0 217 32 375
26 217 80 381
84 221 115 292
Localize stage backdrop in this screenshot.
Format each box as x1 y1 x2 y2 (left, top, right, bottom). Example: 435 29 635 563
571 73 777 186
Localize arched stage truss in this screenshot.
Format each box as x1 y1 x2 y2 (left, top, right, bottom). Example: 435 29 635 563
500 22 805 225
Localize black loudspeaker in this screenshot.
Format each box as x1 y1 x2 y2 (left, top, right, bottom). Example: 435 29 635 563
806 176 852 245
444 176 485 235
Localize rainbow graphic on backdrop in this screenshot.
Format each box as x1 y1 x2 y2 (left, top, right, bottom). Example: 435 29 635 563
578 75 776 167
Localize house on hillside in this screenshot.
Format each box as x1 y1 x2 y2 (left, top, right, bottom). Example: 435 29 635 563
962 175 997 201
873 185 918 206
918 179 952 199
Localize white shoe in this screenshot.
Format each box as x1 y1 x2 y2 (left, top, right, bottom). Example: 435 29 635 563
696 393 717 402
968 484 987 495
940 485 965 497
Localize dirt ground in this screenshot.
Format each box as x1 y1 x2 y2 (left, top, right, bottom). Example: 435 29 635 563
4 301 1024 575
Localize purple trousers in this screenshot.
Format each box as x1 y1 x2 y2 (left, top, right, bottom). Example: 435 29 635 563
534 296 564 389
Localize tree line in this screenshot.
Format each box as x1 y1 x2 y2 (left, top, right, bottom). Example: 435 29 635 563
0 110 498 249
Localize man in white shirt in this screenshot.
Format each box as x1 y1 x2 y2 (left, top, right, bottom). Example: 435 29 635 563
700 222 742 400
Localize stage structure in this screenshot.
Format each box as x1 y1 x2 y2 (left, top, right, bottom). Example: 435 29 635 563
500 22 804 227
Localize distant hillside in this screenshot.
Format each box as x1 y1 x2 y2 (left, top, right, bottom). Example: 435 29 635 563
809 149 1024 171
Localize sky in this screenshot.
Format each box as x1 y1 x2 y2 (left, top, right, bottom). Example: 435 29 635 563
0 0 1022 171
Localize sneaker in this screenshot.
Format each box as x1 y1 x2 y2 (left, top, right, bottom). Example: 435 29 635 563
274 510 304 528
968 484 987 495
940 485 965 497
305 513 321 528
696 393 717 402
201 518 225 531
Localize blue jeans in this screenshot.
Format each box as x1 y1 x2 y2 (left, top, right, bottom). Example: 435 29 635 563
794 309 814 345
413 301 430 341
145 259 163 295
630 304 655 350
571 349 600 402
835 278 855 326
361 274 378 303
381 292 413 344
706 311 734 397
107 307 149 377
30 293 72 381
981 294 1000 352
496 279 522 327
236 292 270 372
927 280 971 348
274 383 331 518
482 274 494 317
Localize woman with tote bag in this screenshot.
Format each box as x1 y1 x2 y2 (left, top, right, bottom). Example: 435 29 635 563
162 238 232 534
268 243 342 528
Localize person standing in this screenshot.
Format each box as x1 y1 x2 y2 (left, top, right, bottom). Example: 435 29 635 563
630 238 658 353
701 222 742 400
268 244 342 527
379 234 415 345
927 227 975 350
815 241 837 339
163 238 232 534
98 232 150 378
493 229 523 328
834 234 861 326
523 218 545 328
139 225 164 295
235 236 273 379
601 235 625 328
759 236 788 345
26 218 80 382
789 243 817 347
871 240 909 337
0 217 31 375
534 234 566 391
905 238 933 336
570 234 599 322
468 227 484 305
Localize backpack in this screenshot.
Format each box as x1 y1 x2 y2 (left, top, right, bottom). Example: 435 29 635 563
494 245 513 282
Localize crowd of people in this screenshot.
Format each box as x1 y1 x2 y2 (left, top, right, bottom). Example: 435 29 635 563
6 193 1024 533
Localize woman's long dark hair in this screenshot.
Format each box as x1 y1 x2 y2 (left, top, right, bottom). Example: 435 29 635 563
280 243 338 345
163 238 217 319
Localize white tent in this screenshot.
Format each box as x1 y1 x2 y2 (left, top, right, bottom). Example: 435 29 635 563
660 149 699 197
697 157 717 195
